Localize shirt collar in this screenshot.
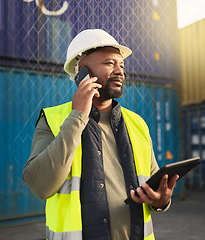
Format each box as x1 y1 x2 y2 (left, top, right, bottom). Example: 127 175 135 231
89 100 121 123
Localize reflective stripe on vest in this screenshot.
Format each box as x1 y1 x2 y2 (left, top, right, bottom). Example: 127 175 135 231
57 176 80 194
46 226 82 240
43 102 155 240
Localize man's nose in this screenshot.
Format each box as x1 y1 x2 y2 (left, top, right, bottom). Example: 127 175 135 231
113 65 124 76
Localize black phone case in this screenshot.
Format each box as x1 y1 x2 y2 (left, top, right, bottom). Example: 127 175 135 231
74 65 90 86
124 157 201 204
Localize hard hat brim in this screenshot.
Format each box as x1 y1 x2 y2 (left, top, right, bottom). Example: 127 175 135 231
64 44 132 77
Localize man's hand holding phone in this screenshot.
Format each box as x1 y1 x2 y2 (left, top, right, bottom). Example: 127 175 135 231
72 66 102 116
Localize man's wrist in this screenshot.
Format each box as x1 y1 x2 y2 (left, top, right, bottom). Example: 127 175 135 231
150 200 171 212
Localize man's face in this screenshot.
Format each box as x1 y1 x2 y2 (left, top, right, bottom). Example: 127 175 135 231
80 47 125 100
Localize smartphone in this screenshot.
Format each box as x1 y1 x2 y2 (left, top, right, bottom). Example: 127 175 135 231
74 65 90 86
124 157 201 204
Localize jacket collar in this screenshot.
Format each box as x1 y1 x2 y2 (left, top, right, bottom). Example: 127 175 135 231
89 100 121 123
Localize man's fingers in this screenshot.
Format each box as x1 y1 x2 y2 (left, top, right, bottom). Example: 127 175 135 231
78 77 99 87
160 174 169 191
167 174 179 189
72 76 102 116
78 77 102 94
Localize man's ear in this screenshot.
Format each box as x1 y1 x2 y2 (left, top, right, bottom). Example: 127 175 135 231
78 65 84 71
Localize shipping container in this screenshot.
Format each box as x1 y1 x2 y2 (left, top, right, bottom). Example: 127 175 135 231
0 66 76 221
182 104 205 189
0 0 179 80
180 19 205 106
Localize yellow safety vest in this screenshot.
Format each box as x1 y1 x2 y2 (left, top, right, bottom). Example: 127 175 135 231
42 101 155 240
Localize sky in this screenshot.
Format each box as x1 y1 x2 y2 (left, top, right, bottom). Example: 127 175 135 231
177 0 205 28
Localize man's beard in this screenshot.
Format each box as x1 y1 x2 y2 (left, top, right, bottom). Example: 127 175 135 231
98 77 124 100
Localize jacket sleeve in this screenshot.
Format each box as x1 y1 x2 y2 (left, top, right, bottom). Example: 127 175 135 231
22 110 89 200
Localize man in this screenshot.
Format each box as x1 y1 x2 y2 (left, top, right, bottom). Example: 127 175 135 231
23 29 178 240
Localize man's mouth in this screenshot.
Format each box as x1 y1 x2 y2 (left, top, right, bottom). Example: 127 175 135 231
109 77 123 86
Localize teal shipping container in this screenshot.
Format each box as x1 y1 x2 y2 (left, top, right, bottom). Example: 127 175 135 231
0 67 76 223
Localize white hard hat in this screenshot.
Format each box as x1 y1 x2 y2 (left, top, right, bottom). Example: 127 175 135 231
64 29 132 76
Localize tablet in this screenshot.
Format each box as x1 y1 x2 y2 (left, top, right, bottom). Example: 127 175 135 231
125 157 201 204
